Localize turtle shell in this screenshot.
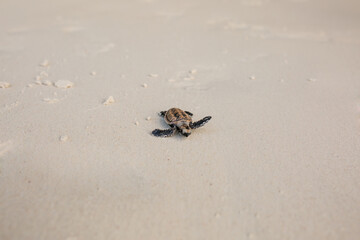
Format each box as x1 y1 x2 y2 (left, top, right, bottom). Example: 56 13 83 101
165 108 191 125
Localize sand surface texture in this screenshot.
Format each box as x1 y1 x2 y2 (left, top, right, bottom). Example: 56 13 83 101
1 0 360 239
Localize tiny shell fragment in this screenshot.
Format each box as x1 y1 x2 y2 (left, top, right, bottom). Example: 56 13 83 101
0 82 11 88
103 96 115 105
35 79 42 85
40 59 49 67
183 76 194 81
55 80 74 88
42 80 52 86
148 73 158 78
40 71 48 77
43 98 59 103
249 76 256 80
142 83 148 88
59 135 69 142
135 121 139 126
90 71 97 76
189 69 197 74
146 116 151 121
307 78 317 82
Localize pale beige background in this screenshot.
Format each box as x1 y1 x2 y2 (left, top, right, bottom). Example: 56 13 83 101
1 0 360 239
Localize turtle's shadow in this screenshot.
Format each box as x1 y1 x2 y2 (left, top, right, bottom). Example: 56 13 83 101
158 117 170 129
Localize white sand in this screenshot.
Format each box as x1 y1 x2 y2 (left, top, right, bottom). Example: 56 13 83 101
1 0 360 239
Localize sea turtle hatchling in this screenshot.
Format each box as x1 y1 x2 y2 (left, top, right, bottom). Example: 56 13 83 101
152 108 212 137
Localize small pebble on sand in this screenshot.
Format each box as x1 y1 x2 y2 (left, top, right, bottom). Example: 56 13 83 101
0 82 11 88
59 135 69 142
249 76 256 80
103 96 115 105
148 73 158 78
189 69 197 74
135 121 139 126
42 80 52 86
55 80 74 88
142 83 148 88
307 78 317 82
40 71 48 77
184 76 194 81
146 116 151 121
43 98 59 104
35 79 42 85
39 59 49 67
90 71 97 76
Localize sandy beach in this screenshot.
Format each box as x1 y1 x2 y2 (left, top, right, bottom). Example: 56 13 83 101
1 0 360 239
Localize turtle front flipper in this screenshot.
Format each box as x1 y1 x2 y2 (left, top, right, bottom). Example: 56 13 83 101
190 116 212 129
185 111 193 116
152 128 176 137
159 111 167 117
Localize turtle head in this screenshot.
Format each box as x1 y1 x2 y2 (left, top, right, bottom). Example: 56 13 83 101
180 125 191 137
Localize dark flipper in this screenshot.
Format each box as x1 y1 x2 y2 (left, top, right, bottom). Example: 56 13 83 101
190 116 212 129
159 111 167 117
152 128 176 137
185 111 193 116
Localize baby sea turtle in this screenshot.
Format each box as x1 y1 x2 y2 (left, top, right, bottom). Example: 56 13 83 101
152 108 212 137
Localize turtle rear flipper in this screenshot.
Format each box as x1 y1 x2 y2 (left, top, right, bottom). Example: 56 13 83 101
152 128 176 137
190 116 212 129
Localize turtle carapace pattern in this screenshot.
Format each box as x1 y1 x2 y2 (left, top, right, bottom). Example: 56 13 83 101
152 108 212 137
